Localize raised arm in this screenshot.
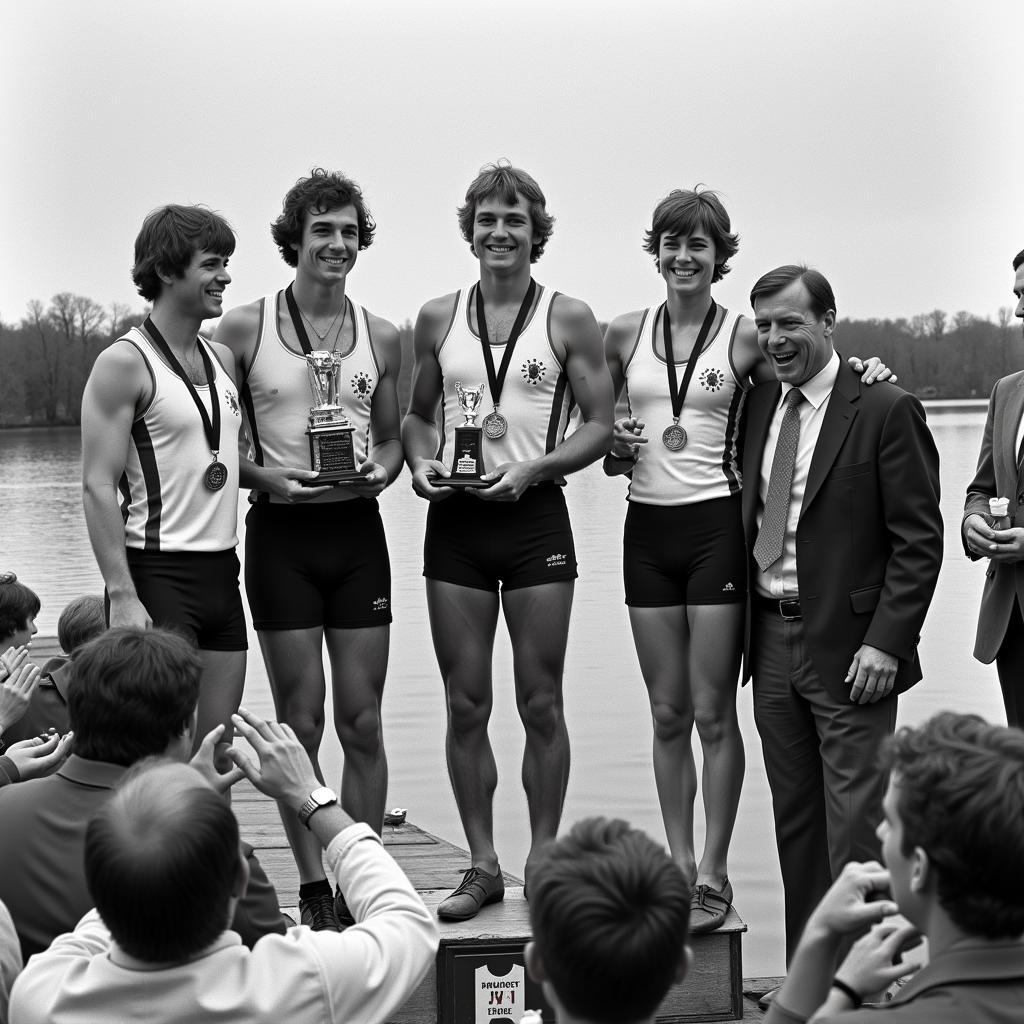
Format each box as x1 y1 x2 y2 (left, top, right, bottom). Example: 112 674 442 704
81 343 152 628
401 295 458 501
480 294 614 500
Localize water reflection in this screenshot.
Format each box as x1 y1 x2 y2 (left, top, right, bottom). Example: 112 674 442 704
0 406 1004 974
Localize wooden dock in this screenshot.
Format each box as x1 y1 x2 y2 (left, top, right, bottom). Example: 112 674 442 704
28 634 777 1021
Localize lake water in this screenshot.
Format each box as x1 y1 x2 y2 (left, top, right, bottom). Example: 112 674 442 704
0 403 1003 975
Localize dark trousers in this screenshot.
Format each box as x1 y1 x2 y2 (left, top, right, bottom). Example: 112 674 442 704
751 606 895 962
996 599 1024 728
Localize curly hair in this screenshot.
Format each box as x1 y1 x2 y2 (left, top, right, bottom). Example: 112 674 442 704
0 573 41 644
642 187 739 282
529 817 690 1023
132 205 235 302
271 168 376 265
456 161 555 263
884 712 1024 939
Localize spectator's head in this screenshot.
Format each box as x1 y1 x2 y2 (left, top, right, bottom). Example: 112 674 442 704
642 187 740 282
879 712 1024 939
68 627 200 766
457 161 555 263
526 818 691 1024
57 595 106 654
131 204 235 303
85 761 245 963
0 571 40 649
271 168 376 266
750 264 837 387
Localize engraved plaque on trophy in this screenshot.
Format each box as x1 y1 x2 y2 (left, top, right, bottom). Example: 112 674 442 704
305 351 362 484
446 381 491 488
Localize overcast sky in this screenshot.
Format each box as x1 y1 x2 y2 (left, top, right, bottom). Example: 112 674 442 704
2 0 1020 331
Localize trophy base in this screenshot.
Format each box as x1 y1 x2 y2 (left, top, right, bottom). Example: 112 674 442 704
445 477 493 489
445 425 488 488
308 424 362 485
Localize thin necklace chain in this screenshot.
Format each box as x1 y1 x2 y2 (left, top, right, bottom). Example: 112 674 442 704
298 298 347 351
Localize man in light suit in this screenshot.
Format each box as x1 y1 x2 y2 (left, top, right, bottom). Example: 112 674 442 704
963 248 1024 727
740 265 943 964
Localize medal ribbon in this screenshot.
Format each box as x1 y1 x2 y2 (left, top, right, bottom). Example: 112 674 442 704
663 300 718 423
475 279 537 410
284 284 348 356
144 316 221 459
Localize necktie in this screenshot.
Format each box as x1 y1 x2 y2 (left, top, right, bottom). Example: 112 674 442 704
754 389 805 572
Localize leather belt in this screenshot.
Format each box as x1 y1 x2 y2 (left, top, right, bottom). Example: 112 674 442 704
755 594 803 620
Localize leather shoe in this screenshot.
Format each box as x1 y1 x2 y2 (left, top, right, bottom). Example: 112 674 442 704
689 877 732 935
437 866 505 920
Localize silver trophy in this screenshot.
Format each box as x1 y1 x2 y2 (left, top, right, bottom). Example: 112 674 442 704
447 381 490 487
305 351 360 483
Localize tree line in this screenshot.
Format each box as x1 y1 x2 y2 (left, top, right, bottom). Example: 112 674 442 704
1 295 1020 427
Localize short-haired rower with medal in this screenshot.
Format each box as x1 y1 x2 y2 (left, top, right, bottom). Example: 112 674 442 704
82 204 246 770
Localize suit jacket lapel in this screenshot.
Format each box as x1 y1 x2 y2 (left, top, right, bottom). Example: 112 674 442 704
1006 377 1024 488
803 360 859 514
742 382 780 529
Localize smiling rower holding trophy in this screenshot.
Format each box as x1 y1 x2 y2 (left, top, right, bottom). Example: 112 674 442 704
216 169 403 933
402 161 613 921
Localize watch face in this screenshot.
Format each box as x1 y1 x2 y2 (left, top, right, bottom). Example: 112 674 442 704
311 786 337 806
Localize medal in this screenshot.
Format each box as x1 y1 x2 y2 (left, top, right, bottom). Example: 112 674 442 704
662 422 687 451
204 460 228 491
475 279 537 440
662 301 718 450
482 410 508 439
144 317 226 489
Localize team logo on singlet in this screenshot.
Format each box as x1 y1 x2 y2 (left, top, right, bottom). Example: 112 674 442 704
700 368 726 392
224 388 241 416
521 358 547 385
350 371 374 400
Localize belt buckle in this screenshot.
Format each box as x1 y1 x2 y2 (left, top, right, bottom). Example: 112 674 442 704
779 598 801 621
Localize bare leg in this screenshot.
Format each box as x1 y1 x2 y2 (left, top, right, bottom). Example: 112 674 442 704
687 603 744 890
324 625 389 834
258 628 331 884
502 580 574 879
195 648 246 774
427 579 501 872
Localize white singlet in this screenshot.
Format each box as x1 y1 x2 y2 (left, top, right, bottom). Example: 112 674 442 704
622 305 747 506
437 283 573 473
119 328 241 551
241 292 380 504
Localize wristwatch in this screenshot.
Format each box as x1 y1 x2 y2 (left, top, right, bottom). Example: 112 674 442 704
297 786 338 828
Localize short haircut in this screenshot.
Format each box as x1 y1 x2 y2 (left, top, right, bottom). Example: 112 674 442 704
884 712 1024 939
1013 248 1024 272
529 817 690 1023
749 264 837 320
642 187 740 281
85 762 239 962
57 595 106 654
68 627 200 765
271 168 376 266
457 161 555 263
0 572 41 644
131 204 236 302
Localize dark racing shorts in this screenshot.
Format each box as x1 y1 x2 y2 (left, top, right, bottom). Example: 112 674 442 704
423 482 578 592
623 494 746 607
121 548 248 651
244 499 392 630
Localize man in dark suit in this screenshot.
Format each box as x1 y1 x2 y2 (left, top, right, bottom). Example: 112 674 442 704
963 248 1024 726
740 265 943 964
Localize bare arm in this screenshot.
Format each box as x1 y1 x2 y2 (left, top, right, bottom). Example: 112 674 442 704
214 303 331 502
347 314 404 498
81 343 152 628
401 295 458 501
480 294 613 500
603 312 647 477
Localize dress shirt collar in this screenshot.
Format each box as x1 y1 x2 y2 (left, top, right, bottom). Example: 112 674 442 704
890 937 1024 1003
56 754 127 790
779 349 840 412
